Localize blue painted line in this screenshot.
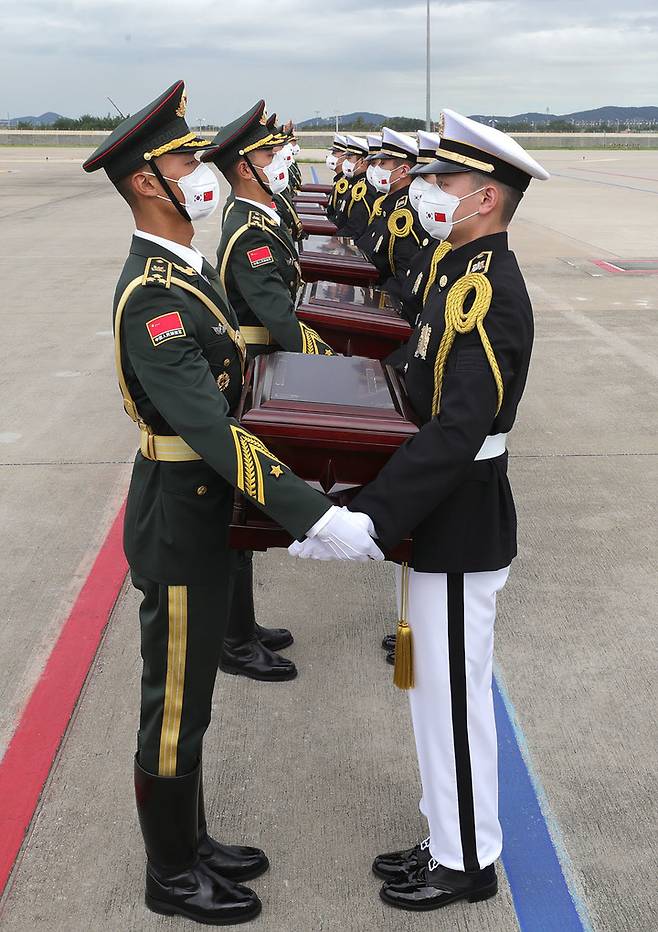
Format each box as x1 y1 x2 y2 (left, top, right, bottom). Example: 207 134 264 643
494 667 593 931
311 165 320 184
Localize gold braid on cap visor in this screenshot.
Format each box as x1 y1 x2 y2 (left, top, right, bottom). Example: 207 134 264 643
240 133 279 155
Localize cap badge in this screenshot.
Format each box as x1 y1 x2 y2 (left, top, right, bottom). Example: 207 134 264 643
176 86 188 118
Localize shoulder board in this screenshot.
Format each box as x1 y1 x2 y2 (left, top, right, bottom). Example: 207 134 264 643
466 250 493 275
142 256 172 288
247 209 278 232
395 194 408 209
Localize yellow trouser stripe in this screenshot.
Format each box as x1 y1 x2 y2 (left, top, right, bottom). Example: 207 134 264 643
158 586 188 777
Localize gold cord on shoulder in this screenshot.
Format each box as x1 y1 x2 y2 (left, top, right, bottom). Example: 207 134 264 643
431 272 503 417
422 241 452 305
387 208 418 274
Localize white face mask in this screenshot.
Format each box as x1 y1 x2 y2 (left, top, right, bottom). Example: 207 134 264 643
261 153 289 195
291 143 301 157
342 158 356 179
280 143 295 165
368 163 405 195
417 184 486 240
149 162 219 221
408 176 434 212
326 153 338 171
366 163 379 187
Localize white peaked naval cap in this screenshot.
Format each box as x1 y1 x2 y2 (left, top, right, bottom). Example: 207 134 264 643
433 109 549 191
377 127 419 161
345 134 369 155
332 133 349 151
416 130 442 163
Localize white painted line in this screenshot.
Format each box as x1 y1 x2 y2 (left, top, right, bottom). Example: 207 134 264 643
54 370 82 378
0 432 21 443
95 330 113 336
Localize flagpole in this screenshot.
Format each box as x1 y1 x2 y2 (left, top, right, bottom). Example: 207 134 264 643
425 0 431 130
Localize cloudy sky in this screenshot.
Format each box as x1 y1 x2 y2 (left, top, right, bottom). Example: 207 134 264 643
1 0 657 122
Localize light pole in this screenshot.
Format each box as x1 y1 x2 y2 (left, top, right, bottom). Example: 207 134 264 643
425 0 431 130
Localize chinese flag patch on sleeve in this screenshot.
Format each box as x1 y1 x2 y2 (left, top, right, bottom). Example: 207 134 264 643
146 311 186 346
247 245 274 268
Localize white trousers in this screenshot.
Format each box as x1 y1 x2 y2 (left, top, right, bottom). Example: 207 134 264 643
395 564 510 872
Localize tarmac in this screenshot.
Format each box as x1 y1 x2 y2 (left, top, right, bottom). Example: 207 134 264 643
0 148 656 931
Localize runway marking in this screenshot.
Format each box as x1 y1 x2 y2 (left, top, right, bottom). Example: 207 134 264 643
95 330 113 336
0 504 128 897
0 433 21 444
311 166 320 184
550 171 658 195
495 668 593 931
54 370 81 378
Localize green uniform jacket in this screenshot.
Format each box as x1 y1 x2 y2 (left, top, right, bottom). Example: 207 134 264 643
275 190 305 243
115 235 328 584
216 199 333 357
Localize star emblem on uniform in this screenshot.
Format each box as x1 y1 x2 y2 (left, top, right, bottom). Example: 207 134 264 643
324 349 333 356
270 465 284 478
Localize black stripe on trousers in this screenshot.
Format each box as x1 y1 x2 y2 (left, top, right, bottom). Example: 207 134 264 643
447 572 480 872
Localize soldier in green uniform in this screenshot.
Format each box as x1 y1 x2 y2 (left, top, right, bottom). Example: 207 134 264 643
357 127 428 296
201 101 335 682
83 80 382 926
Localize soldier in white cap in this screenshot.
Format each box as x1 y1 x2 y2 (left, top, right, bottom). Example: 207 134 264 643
325 133 350 222
356 127 427 296
292 110 549 913
335 134 376 239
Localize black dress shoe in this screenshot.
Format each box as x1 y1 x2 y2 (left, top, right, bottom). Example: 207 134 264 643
255 621 294 652
385 649 395 666
380 861 498 912
220 637 297 682
372 837 431 880
381 634 397 651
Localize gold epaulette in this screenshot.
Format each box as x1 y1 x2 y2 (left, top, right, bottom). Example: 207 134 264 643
142 257 172 288
247 210 278 231
369 194 387 224
387 208 419 273
431 271 503 417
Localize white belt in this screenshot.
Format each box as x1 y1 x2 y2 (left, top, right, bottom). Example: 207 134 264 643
475 433 507 461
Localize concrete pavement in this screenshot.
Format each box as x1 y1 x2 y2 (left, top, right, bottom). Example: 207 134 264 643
0 148 656 930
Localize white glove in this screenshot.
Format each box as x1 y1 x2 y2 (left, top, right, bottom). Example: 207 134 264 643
288 506 384 562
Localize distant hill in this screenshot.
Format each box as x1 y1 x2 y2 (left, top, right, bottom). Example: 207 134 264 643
300 106 658 130
9 112 64 126
470 106 658 125
298 112 388 129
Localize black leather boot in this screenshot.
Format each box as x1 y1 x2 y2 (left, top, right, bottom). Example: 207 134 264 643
198 775 269 882
372 837 431 880
134 756 261 925
381 634 396 651
254 621 294 652
221 557 296 681
380 860 498 911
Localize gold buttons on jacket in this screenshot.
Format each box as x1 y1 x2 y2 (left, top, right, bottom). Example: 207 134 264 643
196 485 207 496
223 358 231 367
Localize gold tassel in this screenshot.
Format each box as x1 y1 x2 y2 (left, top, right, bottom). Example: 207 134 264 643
393 563 414 690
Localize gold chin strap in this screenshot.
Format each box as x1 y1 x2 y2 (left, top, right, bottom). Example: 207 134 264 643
422 241 452 305
431 272 503 417
393 562 414 690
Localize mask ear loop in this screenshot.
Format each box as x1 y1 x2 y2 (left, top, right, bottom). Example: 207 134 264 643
242 151 276 199
147 157 192 223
